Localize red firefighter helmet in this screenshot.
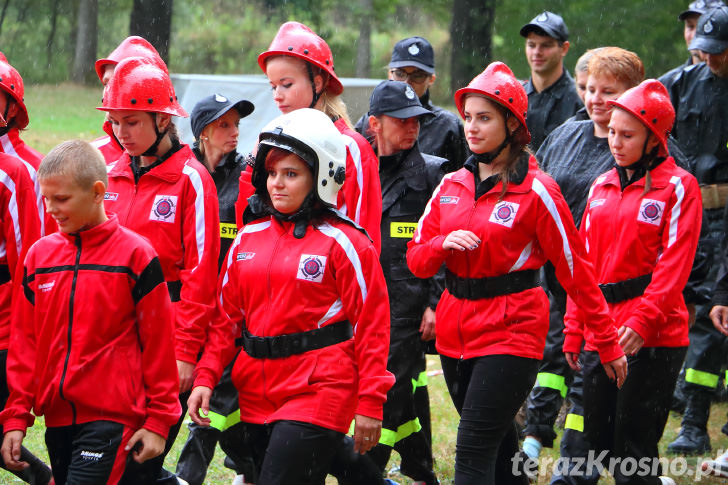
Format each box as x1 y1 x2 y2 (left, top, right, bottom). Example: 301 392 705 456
97 57 187 118
258 22 343 95
95 36 168 82
454 62 530 145
607 79 675 155
0 54 28 129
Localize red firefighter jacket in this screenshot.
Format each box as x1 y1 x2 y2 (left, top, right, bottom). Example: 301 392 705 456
0 215 181 438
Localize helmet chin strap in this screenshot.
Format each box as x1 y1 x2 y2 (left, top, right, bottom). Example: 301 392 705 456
621 134 661 171
306 63 323 109
141 113 168 157
472 115 513 165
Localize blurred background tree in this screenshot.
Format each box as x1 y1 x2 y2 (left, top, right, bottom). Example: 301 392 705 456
0 0 690 106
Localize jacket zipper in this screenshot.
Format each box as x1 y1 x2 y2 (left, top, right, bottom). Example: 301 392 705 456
262 228 285 418
58 234 81 423
457 199 480 359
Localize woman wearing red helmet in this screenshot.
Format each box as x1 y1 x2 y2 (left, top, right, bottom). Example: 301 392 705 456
98 57 220 485
91 36 168 165
246 21 382 253
563 80 701 485
406 62 627 484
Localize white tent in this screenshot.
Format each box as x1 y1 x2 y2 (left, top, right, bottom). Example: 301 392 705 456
171 74 382 154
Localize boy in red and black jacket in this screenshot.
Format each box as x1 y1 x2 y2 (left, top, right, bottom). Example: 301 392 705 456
0 140 181 485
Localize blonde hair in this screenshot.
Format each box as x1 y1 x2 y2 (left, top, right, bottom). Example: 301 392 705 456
265 55 353 128
38 139 107 189
587 47 644 89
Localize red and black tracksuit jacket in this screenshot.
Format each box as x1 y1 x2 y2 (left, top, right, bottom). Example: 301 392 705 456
0 215 181 437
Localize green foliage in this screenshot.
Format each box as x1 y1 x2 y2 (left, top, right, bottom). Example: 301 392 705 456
0 0 699 107
492 0 689 80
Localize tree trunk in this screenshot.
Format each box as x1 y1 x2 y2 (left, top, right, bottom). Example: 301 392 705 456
449 0 495 93
355 0 372 78
129 0 173 65
71 0 98 84
46 0 61 68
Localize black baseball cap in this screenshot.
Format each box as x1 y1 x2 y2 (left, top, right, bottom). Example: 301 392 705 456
520 11 569 42
369 80 434 119
689 6 728 54
190 94 254 140
388 37 435 74
679 0 726 20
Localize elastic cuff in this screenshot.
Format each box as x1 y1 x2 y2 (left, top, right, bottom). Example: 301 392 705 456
355 399 384 421
563 334 583 355
193 370 218 390
142 418 171 440
596 341 625 364
2 418 28 435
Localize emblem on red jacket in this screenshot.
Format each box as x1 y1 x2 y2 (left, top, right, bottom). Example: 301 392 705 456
489 201 519 228
637 198 665 226
440 195 459 205
104 192 119 201
150 195 178 223
298 254 327 283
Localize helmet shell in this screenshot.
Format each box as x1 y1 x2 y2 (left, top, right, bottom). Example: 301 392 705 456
607 79 675 155
95 36 167 82
454 62 530 145
258 22 343 96
0 55 28 129
253 108 346 208
97 57 188 118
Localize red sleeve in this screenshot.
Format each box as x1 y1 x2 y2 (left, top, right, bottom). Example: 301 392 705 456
1 257 39 434
193 234 242 389
532 177 622 364
326 225 393 419
134 255 182 438
406 176 450 279
1 164 41 281
338 129 382 254
622 175 702 341
235 165 255 229
175 166 220 363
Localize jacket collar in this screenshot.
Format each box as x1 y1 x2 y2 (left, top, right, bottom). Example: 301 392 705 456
61 212 121 246
108 143 194 183
524 68 572 98
602 156 678 190
459 151 534 197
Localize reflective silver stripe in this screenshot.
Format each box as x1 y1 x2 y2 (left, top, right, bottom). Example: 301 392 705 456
181 165 207 270
413 173 454 244
668 176 684 248
340 133 364 225
0 168 21 258
533 178 574 276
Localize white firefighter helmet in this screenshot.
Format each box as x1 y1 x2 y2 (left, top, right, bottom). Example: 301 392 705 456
253 108 346 208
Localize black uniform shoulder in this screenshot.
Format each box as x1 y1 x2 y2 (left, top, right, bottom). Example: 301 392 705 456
421 153 448 188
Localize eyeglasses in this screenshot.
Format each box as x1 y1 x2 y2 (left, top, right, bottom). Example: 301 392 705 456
390 68 430 84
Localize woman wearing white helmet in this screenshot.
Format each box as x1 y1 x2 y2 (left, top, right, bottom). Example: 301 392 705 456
189 109 393 485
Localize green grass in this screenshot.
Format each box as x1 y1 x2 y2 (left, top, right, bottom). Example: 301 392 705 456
13 83 728 484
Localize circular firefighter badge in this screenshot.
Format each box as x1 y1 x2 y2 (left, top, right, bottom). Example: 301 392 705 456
298 254 328 283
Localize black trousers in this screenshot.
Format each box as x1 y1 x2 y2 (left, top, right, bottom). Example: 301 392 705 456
45 420 129 485
550 369 600 485
119 391 189 485
525 264 573 448
241 420 342 485
175 354 257 485
681 208 724 418
441 353 538 485
367 324 437 485
0 349 53 485
582 347 686 485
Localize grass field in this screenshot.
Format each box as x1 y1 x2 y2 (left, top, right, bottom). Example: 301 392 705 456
11 83 728 484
